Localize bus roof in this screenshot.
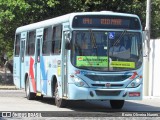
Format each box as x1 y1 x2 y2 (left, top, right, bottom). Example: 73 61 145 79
16 11 140 33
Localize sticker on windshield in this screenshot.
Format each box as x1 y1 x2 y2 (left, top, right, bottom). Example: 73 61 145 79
111 61 135 68
77 56 108 67
109 32 115 39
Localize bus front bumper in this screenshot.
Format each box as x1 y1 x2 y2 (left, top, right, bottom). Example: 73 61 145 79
67 83 143 100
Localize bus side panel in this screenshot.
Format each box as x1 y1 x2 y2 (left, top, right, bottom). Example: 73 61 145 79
40 55 63 97
40 55 59 96
23 56 36 93
24 56 29 88
40 56 47 95
47 55 62 97
45 56 53 96
28 56 37 93
13 57 21 88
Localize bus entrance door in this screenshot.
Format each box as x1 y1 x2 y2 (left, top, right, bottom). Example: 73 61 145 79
62 31 70 97
35 29 43 92
20 32 26 88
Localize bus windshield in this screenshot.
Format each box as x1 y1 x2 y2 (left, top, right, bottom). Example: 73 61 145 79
71 30 142 71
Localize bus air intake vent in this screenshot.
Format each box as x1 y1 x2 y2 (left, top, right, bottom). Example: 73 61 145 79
95 90 121 96
85 75 131 82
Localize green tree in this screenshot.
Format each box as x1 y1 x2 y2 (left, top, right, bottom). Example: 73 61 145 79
0 0 60 59
151 0 160 38
0 0 30 58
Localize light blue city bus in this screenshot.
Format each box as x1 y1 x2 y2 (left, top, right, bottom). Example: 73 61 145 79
13 11 143 109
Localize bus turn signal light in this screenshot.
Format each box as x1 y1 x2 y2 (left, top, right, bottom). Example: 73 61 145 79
129 72 138 80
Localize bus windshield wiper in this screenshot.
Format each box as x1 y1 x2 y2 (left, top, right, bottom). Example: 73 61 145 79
89 29 97 48
89 29 98 57
112 30 127 47
109 30 128 57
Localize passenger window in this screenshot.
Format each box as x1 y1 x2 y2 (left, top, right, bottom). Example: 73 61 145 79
52 25 62 54
26 31 36 55
42 27 52 55
15 34 20 56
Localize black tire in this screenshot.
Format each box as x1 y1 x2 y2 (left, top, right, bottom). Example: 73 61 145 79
54 82 66 107
25 76 36 100
110 100 124 109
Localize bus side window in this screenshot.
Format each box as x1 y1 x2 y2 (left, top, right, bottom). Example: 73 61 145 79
26 31 36 56
15 34 20 56
42 27 52 55
52 25 62 54
37 38 40 57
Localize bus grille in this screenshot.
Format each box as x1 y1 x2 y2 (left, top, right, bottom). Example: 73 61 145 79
95 90 121 96
92 84 124 87
85 75 131 82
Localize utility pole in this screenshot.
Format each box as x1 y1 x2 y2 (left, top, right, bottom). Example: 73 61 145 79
144 0 151 96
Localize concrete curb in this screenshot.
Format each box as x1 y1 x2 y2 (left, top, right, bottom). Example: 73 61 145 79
143 96 160 99
0 85 18 90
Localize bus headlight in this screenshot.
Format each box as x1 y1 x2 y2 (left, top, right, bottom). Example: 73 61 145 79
127 78 141 88
72 76 89 87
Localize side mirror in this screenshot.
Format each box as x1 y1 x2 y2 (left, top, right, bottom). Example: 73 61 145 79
65 38 71 50
65 32 71 50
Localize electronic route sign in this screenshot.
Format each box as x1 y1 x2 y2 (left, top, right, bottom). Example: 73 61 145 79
72 15 141 30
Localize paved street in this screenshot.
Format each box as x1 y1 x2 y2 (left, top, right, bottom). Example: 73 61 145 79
0 89 160 112
0 89 159 120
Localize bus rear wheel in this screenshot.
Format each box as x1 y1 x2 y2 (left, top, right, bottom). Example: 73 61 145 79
25 76 35 100
110 100 124 109
54 82 66 107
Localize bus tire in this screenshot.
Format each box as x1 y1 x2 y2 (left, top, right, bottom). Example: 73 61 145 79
110 100 124 109
25 76 35 100
54 82 66 107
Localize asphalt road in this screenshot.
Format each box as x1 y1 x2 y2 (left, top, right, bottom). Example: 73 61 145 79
0 89 160 119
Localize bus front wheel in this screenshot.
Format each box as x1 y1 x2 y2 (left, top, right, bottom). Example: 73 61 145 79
54 82 66 107
25 76 35 100
110 100 124 109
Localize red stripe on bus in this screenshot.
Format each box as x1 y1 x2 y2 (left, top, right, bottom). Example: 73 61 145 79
29 57 36 92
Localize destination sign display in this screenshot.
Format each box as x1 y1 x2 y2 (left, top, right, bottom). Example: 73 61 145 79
72 15 141 30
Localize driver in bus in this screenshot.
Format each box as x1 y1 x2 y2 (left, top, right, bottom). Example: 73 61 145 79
109 40 126 53
109 38 131 59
